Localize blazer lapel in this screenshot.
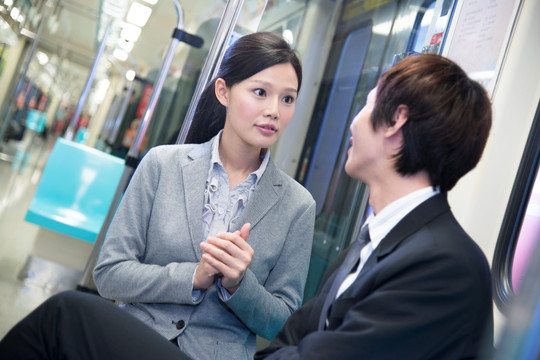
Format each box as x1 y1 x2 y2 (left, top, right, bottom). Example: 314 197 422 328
183 142 212 258
234 159 283 232
361 193 451 275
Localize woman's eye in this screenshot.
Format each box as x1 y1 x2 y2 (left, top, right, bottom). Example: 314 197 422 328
283 95 295 104
254 89 266 96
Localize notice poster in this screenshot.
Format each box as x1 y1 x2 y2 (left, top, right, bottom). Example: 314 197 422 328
444 0 522 97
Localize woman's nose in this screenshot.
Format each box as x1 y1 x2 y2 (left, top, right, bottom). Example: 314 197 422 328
264 98 280 119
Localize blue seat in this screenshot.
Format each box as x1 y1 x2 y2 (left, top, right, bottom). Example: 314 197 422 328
24 138 125 243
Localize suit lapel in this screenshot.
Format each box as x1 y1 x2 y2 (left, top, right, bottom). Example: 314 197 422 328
321 194 452 326
360 193 451 275
234 159 283 232
183 142 212 258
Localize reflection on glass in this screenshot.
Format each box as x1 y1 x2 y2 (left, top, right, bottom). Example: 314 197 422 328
301 3 400 302
495 205 540 359
411 1 436 53
512 166 540 293
300 0 459 302
492 100 540 311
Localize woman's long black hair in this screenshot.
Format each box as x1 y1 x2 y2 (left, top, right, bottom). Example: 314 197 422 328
185 31 302 144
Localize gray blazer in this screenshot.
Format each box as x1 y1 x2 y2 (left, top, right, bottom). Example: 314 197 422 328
93 139 315 360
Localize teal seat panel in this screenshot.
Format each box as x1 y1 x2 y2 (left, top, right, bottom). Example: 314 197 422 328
24 205 98 243
25 138 125 243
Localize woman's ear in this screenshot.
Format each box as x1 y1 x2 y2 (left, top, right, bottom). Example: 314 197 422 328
215 78 229 106
385 104 409 138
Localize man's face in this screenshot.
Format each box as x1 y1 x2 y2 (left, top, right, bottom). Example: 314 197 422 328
344 88 384 182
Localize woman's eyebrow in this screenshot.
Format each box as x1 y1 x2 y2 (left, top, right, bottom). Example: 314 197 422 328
248 79 298 93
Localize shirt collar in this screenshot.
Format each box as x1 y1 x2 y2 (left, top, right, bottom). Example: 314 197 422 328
364 186 440 250
209 130 270 186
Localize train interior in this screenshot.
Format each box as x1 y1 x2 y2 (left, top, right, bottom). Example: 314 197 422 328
1 0 540 357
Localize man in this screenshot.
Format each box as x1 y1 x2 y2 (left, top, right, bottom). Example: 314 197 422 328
0 54 493 360
255 53 493 359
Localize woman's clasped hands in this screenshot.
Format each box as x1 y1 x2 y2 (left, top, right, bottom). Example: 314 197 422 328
194 223 253 294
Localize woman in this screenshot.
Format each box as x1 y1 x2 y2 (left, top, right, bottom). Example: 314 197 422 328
92 31 315 360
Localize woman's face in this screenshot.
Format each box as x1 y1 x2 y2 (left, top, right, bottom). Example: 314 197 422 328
217 63 298 151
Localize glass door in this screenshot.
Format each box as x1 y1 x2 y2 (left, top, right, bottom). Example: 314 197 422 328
300 0 455 301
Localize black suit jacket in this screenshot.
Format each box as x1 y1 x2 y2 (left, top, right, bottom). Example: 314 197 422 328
256 193 493 359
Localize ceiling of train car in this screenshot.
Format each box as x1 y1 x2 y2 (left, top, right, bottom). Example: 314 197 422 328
35 0 221 72
1 0 224 99
2 0 300 104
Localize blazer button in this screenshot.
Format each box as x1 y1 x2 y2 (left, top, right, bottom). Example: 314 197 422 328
175 320 185 330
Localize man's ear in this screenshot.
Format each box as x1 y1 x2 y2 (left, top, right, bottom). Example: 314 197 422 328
214 78 229 106
385 105 409 138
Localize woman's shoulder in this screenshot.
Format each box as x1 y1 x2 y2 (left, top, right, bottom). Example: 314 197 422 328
271 165 314 205
149 143 200 153
145 142 209 163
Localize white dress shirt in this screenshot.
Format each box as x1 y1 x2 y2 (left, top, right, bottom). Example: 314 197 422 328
335 186 440 299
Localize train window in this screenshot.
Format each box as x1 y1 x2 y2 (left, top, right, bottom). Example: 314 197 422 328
299 0 401 302
299 0 462 302
493 99 540 311
259 0 307 46
409 1 436 53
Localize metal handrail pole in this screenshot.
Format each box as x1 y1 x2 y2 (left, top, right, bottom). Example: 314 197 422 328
97 57 127 143
78 44 180 290
64 22 112 141
176 0 245 144
78 2 184 290
108 54 138 144
0 3 50 143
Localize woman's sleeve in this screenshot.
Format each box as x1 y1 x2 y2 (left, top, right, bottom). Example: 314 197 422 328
93 148 203 305
222 196 316 340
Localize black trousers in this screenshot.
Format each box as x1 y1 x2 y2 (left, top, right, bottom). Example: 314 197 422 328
0 291 191 360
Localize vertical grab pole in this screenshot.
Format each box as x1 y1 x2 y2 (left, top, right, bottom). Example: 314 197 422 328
176 0 245 144
108 54 138 145
77 13 183 292
78 0 207 291
0 2 50 143
99 56 137 146
64 23 112 141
